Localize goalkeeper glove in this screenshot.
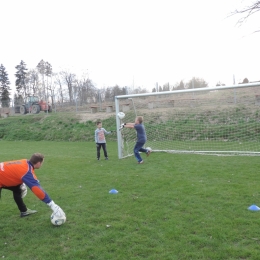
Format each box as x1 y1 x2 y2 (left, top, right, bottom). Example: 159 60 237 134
119 123 125 131
47 200 66 217
20 183 27 198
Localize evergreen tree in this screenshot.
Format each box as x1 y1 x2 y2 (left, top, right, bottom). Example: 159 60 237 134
0 64 11 107
45 62 52 77
15 60 28 96
36 59 46 75
179 81 185 89
14 93 24 105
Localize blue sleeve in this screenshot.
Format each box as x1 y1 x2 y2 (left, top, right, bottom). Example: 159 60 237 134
22 172 52 203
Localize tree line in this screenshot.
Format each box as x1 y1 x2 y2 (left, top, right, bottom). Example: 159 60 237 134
0 60 214 108
0 60 151 108
0 60 252 109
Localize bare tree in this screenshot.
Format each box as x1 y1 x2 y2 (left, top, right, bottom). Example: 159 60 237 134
163 82 170 91
230 1 260 33
46 72 58 106
187 77 208 89
54 73 64 105
26 69 40 95
36 60 53 100
45 62 52 101
37 59 46 99
54 71 97 106
75 75 95 105
60 71 76 104
216 81 226 86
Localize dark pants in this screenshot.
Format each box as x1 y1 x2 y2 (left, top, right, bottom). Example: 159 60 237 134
1 185 27 212
134 142 146 163
97 143 108 159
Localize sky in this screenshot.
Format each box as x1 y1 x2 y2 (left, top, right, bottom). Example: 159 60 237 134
1 0 260 94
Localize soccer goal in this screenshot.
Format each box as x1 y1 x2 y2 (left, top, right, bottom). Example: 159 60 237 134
115 82 260 159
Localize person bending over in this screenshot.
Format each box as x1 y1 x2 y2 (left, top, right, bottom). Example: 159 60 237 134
0 153 65 218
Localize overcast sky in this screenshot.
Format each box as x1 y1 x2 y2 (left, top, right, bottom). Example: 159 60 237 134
1 0 260 93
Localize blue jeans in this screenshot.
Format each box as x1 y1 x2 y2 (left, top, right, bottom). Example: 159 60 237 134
134 142 146 162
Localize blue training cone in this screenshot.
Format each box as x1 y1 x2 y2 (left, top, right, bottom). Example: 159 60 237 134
248 205 260 211
109 189 118 194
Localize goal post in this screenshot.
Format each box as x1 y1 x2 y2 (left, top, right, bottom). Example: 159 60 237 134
115 82 260 159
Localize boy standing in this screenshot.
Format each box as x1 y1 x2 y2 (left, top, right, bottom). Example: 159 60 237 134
95 121 111 160
121 116 151 164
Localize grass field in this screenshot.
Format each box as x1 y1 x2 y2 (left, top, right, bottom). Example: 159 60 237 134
1 140 260 259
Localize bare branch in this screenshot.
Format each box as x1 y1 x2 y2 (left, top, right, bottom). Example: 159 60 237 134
229 1 260 26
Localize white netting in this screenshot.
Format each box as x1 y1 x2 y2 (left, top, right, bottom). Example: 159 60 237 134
116 84 260 157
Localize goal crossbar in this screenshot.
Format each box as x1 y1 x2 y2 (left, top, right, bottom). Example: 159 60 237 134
115 82 260 99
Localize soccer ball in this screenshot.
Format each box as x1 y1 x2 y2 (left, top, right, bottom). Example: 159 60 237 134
117 112 125 119
146 147 152 151
50 212 66 226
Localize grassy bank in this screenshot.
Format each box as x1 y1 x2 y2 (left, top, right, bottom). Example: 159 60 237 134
0 113 117 141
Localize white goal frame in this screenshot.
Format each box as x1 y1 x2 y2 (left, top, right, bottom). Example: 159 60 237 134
115 82 260 159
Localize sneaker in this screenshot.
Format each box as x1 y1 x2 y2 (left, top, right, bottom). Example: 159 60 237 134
20 208 37 218
146 150 151 157
97 158 100 160
138 161 144 164
105 157 108 160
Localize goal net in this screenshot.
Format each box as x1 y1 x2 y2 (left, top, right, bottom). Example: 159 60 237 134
115 83 260 158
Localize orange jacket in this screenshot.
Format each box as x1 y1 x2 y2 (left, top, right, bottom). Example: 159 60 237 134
0 159 51 203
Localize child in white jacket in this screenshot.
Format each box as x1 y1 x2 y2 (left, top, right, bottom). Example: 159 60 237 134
94 121 111 160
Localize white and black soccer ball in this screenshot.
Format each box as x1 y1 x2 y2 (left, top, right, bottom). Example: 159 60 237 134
51 212 66 226
146 147 152 151
117 112 125 120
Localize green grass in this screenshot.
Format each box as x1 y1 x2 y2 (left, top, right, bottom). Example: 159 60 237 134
0 113 117 141
1 141 260 259
2 109 260 143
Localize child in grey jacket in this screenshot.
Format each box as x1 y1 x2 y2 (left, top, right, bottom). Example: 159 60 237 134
95 121 111 160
